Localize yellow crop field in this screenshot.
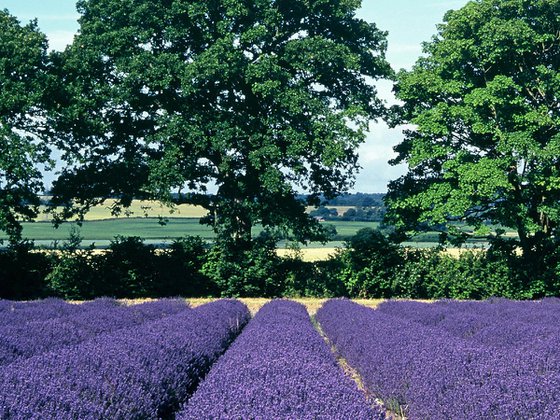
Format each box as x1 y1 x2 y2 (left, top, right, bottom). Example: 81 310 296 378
276 247 339 261
37 199 208 221
186 297 384 316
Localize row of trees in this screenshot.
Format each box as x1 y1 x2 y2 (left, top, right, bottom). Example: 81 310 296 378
386 0 560 264
2 0 560 275
1 0 391 257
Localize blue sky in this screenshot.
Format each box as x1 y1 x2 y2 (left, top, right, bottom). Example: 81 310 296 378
2 0 470 192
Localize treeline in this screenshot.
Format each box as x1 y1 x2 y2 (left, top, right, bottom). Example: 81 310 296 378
324 193 385 207
305 193 386 222
2 0 560 300
2 229 557 301
309 206 385 222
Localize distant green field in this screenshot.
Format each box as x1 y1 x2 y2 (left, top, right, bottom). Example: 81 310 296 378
0 218 214 247
329 221 380 238
0 218 381 248
21 199 511 250
1 217 499 250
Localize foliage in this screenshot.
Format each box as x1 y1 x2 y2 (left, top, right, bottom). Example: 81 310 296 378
0 11 52 243
46 235 215 299
48 0 392 253
324 192 385 207
5 233 560 301
386 0 560 262
337 228 403 297
340 206 385 222
393 248 517 299
308 206 339 220
0 242 51 299
202 231 283 297
46 250 100 300
157 236 215 297
98 236 160 298
309 205 386 222
279 247 346 298
329 227 547 299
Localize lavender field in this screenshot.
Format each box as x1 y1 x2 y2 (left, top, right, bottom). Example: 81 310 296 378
318 298 560 419
0 297 557 418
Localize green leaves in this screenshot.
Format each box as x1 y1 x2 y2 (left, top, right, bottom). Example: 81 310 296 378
50 0 391 251
387 0 560 256
0 11 51 244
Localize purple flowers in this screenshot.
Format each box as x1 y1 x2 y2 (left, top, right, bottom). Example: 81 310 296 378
3 297 557 418
317 298 560 419
180 299 384 419
0 298 190 365
0 299 249 418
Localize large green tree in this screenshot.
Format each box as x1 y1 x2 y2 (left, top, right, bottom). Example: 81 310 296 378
0 11 51 244
386 0 560 259
49 0 391 250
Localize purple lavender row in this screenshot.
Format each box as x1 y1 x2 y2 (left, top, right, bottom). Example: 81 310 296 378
0 297 128 322
180 300 384 419
378 300 560 349
317 299 560 419
0 299 250 419
0 299 13 312
437 298 560 326
0 298 190 365
0 298 84 326
379 299 560 329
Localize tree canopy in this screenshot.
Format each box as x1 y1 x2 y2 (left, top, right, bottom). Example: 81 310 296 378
49 0 392 250
385 0 560 257
0 10 51 244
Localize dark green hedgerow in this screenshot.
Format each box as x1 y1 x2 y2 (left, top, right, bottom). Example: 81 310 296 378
0 230 558 300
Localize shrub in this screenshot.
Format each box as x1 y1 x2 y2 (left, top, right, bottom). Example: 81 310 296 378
98 236 159 298
48 235 215 299
279 250 346 298
202 233 283 297
46 250 100 300
337 228 404 298
156 237 215 297
0 242 51 299
328 229 528 300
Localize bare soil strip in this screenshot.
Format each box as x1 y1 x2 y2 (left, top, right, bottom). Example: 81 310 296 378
311 303 406 420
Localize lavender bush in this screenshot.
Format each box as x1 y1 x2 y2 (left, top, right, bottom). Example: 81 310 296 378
0 299 249 419
180 299 384 419
317 299 560 419
0 298 190 365
0 298 81 326
378 299 560 348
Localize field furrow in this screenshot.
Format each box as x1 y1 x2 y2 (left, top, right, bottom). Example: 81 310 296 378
0 300 249 419
317 299 560 419
180 299 385 419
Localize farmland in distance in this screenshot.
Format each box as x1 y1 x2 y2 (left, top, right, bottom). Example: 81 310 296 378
2 200 503 258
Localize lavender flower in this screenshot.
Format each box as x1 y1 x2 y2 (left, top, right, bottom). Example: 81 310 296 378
0 298 81 327
0 298 190 365
0 299 249 418
317 298 560 419
180 299 384 419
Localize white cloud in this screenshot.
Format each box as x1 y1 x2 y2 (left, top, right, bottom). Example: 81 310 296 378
354 159 407 192
353 122 409 192
46 30 76 51
389 43 423 54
